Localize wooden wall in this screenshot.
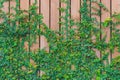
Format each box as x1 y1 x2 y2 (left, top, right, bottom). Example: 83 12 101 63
2 0 120 61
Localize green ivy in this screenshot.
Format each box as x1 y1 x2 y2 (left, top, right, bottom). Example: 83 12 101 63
0 0 120 80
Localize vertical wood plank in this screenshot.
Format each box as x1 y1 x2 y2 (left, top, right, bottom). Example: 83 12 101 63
60 0 66 29
41 0 49 51
71 0 80 22
30 0 40 52
91 0 101 58
20 0 29 51
59 0 66 35
30 0 41 77
101 0 111 63
50 0 59 31
1 1 9 13
10 1 16 14
112 0 120 58
0 1 9 23
61 0 67 20
101 0 110 42
20 0 29 10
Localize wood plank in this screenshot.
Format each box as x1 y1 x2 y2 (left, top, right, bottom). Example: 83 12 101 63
10 0 16 14
60 0 67 22
60 0 69 39
20 0 29 51
40 0 49 51
101 0 111 63
71 0 80 36
91 0 101 58
30 0 40 52
20 0 29 10
71 0 80 22
50 0 59 31
101 0 110 42
2 1 9 13
112 0 120 58
0 1 9 23
2 0 120 59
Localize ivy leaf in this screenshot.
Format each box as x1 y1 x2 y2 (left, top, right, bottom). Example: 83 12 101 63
59 7 65 13
103 22 109 27
112 13 120 21
102 17 112 27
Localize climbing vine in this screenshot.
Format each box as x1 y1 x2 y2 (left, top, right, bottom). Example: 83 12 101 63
0 0 120 80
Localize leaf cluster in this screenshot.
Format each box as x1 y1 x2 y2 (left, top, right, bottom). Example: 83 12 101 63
1 0 120 80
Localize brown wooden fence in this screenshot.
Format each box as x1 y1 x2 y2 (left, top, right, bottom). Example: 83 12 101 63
2 0 120 61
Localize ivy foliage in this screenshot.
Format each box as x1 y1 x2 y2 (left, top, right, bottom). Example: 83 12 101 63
0 0 120 80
